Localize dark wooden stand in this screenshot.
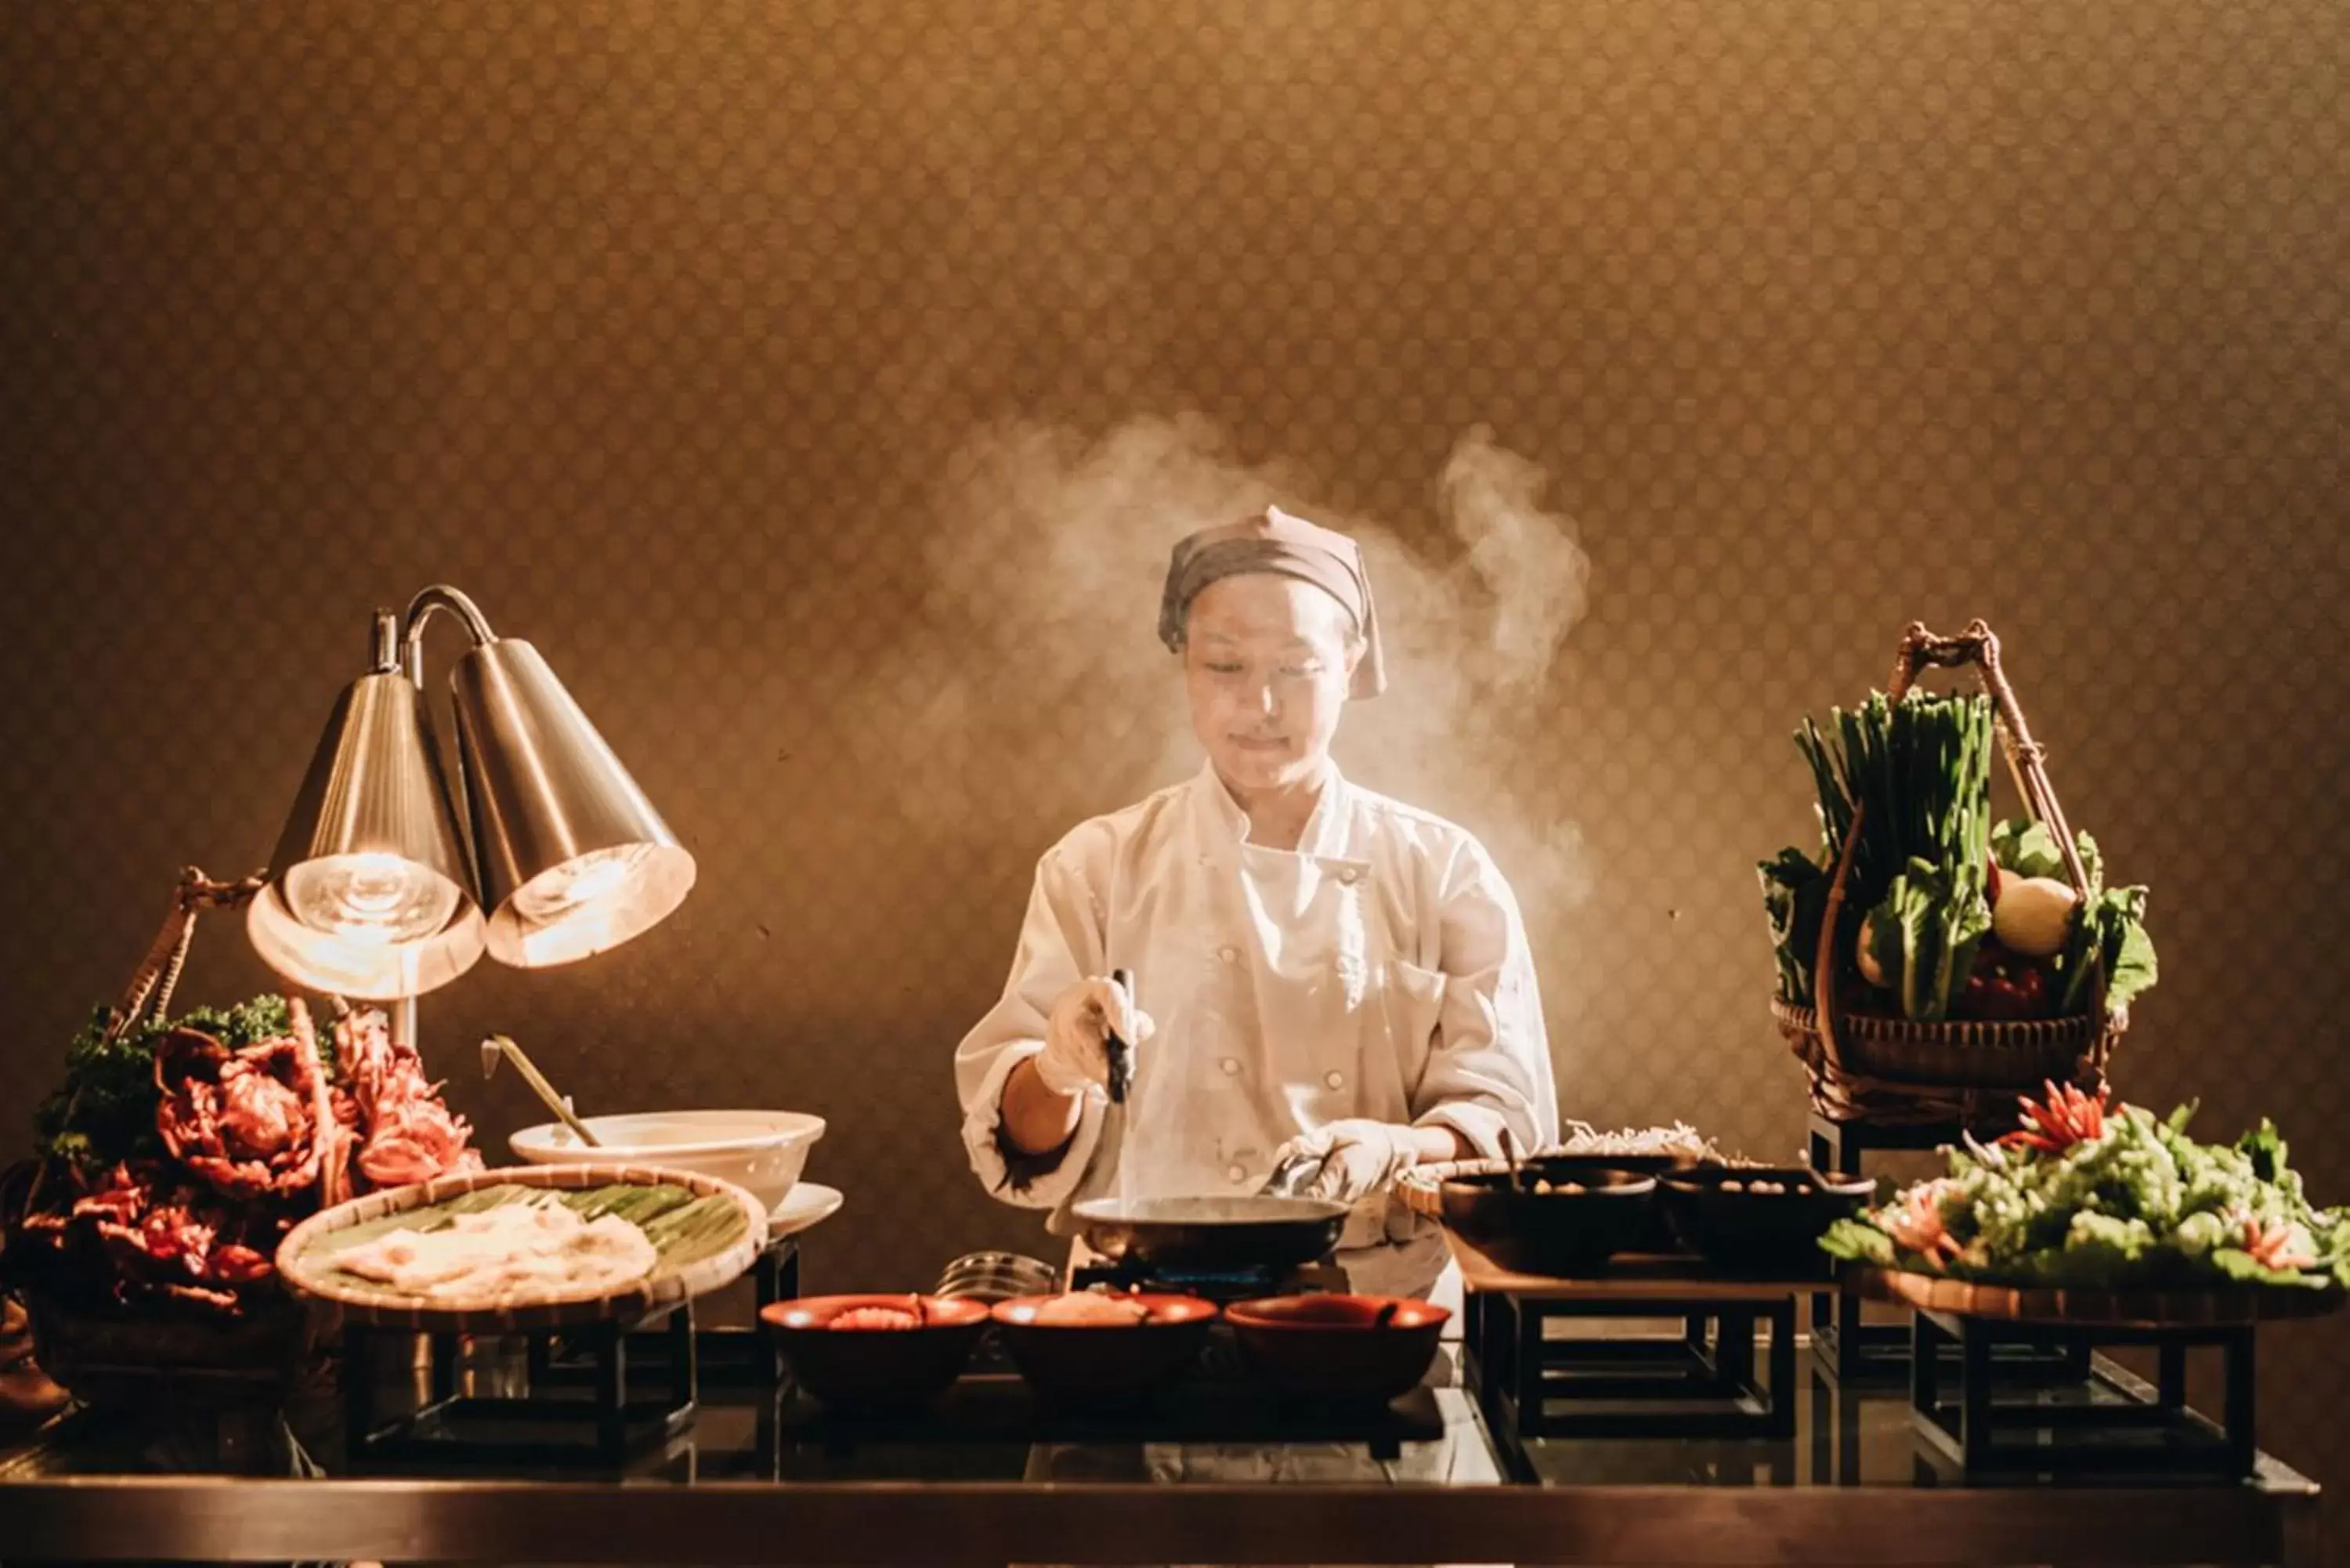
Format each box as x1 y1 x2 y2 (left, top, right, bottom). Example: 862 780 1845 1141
1911 1308 2257 1477
1449 1237 1817 1473
531 1234 801 1389
344 1304 699 1469
1469 1288 1797 1441
343 1236 801 1467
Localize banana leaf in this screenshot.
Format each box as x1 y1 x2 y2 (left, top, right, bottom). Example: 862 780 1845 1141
295 1182 750 1298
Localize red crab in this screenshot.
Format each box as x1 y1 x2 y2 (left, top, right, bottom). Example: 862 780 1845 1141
155 1026 331 1200
331 1008 482 1190
67 1162 288 1304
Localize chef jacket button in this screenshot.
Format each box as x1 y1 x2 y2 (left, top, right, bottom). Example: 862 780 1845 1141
1217 945 1238 964
1226 1164 1248 1183
1220 1057 1241 1077
1338 868 1361 885
1324 1070 1346 1089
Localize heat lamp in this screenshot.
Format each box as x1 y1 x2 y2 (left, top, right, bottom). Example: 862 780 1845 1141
246 585 693 1035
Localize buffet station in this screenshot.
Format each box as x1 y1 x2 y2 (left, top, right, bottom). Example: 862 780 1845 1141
0 615 2339 1564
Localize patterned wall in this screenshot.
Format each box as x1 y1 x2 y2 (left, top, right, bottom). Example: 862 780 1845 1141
5 0 2346 1511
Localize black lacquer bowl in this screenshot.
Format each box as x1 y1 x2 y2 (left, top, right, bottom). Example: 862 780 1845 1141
1657 1165 1875 1277
1437 1159 1657 1277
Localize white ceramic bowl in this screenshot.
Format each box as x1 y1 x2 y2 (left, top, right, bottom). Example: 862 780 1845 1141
508 1110 825 1216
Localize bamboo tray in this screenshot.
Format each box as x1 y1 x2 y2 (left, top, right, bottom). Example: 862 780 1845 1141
277 1162 765 1333
1849 1266 2346 1328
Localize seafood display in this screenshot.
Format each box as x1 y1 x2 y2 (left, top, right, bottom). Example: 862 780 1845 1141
333 1010 483 1192
4 995 482 1316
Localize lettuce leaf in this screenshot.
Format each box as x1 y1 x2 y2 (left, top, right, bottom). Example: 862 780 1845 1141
1818 1219 1898 1266
2210 1247 2331 1290
1990 818 2105 890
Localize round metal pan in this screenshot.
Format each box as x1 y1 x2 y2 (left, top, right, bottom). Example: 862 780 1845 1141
1072 1194 1350 1274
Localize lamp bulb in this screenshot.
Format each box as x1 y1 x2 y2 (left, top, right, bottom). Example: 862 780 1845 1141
284 853 461 945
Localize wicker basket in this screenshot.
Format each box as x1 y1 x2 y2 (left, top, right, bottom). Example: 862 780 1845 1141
22 1289 322 1411
1781 622 2130 1129
1 866 329 1408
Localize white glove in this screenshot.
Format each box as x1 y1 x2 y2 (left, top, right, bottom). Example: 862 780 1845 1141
1274 1118 1422 1204
1034 975 1156 1098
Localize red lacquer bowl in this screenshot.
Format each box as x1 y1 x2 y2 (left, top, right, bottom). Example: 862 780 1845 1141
989 1292 1219 1404
761 1294 990 1409
1224 1293 1451 1404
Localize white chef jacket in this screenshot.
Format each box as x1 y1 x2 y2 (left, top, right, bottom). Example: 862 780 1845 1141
956 762 1559 1298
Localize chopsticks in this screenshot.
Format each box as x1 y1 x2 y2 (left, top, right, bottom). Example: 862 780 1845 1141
1105 966 1137 1104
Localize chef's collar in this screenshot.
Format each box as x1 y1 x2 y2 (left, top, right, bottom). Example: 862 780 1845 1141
1159 505 1386 700
1195 761 1352 862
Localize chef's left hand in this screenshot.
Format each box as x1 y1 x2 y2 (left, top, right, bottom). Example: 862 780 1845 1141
1273 1119 1423 1205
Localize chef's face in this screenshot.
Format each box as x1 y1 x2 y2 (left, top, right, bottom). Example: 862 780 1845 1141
1183 574 1360 795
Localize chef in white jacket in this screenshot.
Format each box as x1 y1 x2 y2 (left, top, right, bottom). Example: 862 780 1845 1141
956 504 1559 1302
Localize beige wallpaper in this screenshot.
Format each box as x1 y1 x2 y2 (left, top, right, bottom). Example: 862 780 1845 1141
4 0 2346 1514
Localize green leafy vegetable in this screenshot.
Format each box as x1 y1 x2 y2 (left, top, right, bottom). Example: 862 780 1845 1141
2057 885 2159 1015
32 994 298 1171
1821 1097 2347 1292
1988 818 2105 890
1758 847 1829 1004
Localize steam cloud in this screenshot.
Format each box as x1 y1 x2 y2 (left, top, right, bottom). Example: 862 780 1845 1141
862 414 1593 940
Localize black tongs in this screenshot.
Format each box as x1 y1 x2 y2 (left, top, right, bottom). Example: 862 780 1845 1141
1105 967 1137 1104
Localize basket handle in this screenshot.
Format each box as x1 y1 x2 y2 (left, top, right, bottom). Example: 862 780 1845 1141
17 866 273 1219
1810 621 2103 1077
104 866 269 1044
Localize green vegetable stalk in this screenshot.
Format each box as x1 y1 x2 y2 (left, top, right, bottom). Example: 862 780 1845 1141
1765 690 1994 1008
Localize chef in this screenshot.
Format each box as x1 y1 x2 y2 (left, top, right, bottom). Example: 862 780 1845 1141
955 504 1558 1301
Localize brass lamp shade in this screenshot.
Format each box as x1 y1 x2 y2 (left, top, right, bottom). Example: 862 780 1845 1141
449 638 696 968
246 671 488 1000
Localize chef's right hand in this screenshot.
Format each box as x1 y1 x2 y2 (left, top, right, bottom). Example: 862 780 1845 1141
1035 976 1155 1097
